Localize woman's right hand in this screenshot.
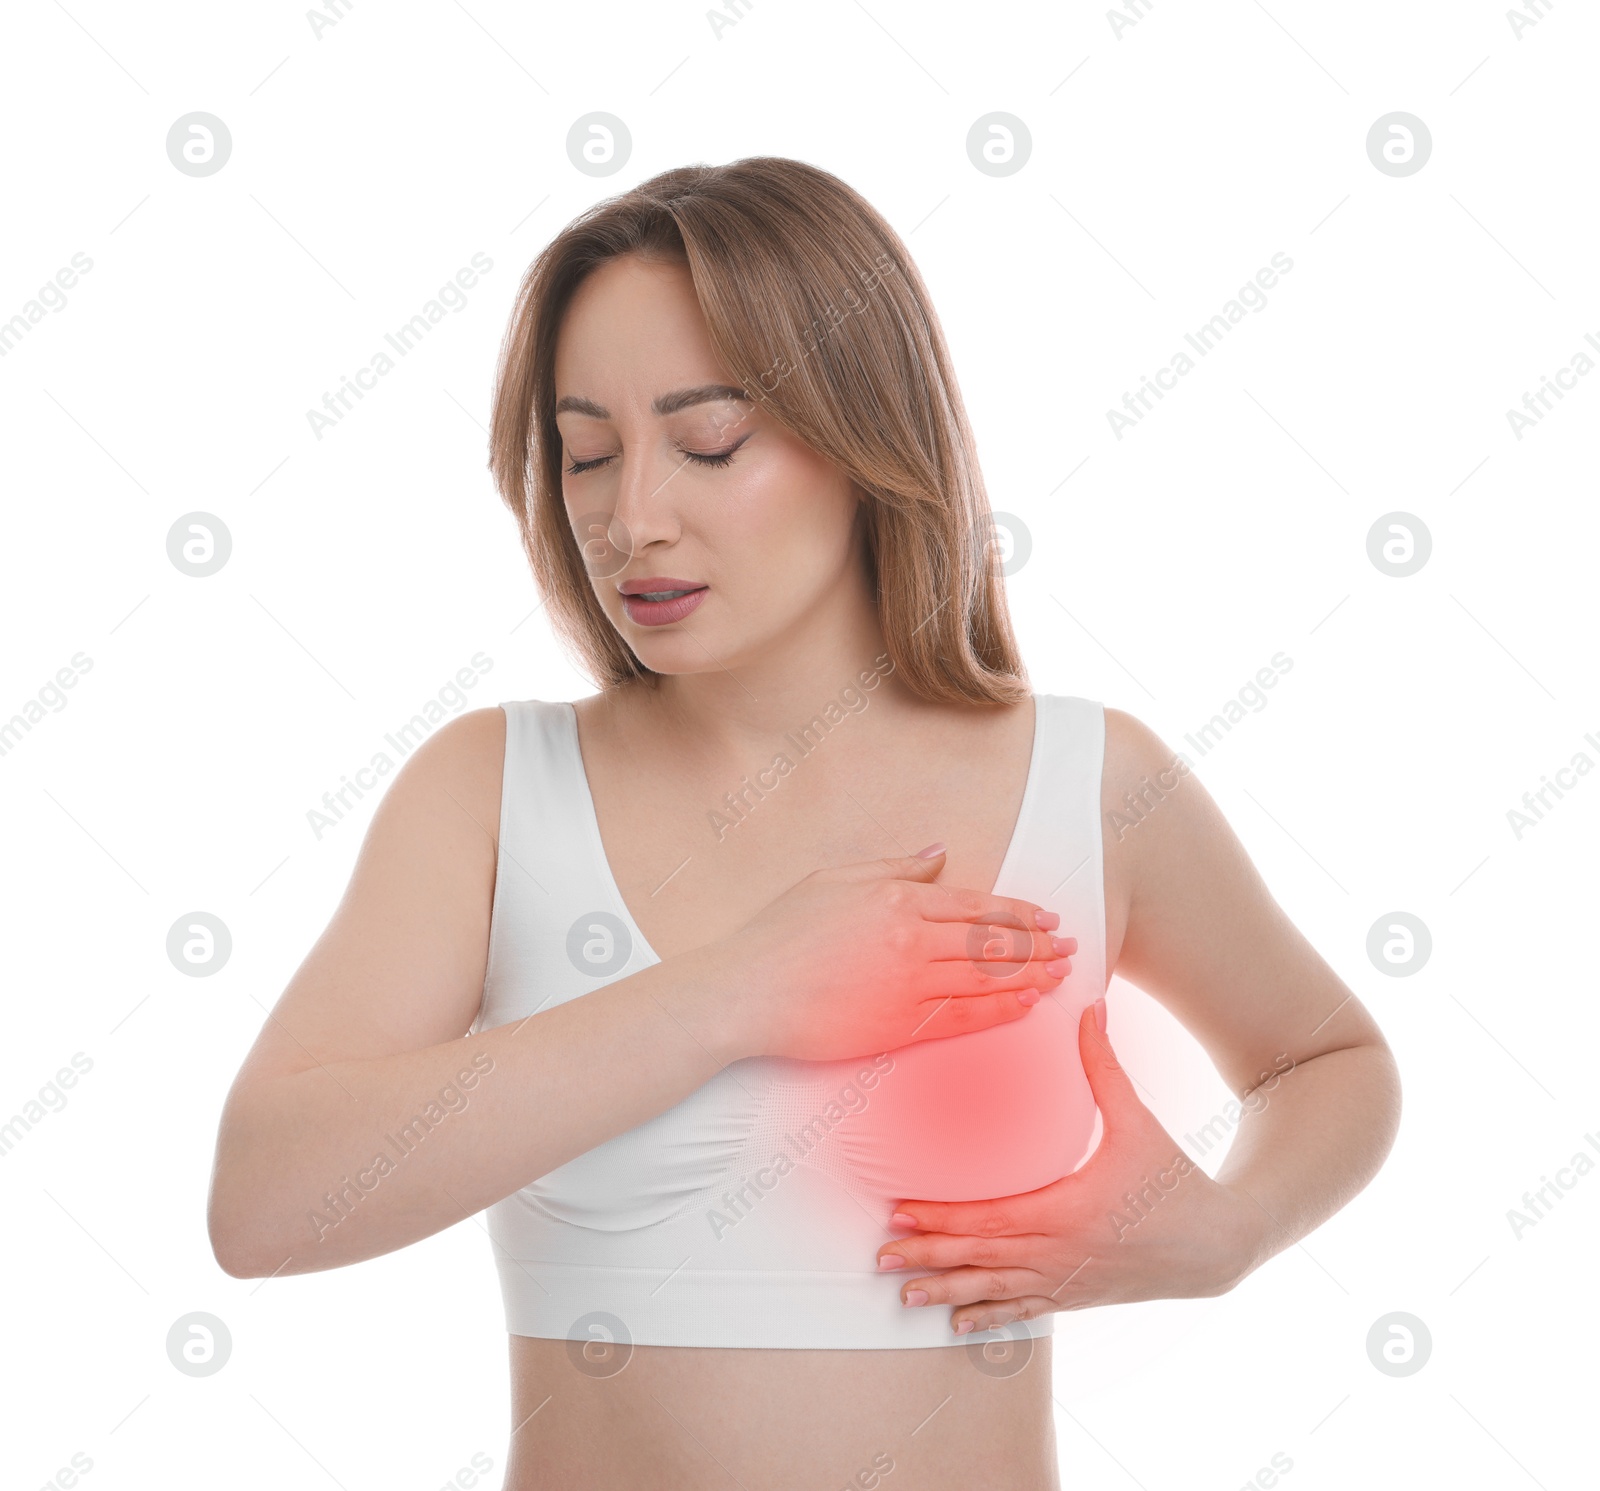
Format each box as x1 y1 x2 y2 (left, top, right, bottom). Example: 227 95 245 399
709 846 1075 1062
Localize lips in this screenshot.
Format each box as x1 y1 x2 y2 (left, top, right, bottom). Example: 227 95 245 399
618 577 709 627
618 576 706 597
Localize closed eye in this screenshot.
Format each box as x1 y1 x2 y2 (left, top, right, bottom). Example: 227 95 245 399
565 441 745 477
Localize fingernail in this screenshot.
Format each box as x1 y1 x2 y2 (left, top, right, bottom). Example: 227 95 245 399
955 1319 975 1335
1045 959 1067 977
1050 936 1074 956
1094 997 1107 1033
1033 909 1060 930
890 1211 918 1228
915 842 945 859
1018 988 1039 1007
878 1254 905 1270
903 1289 928 1307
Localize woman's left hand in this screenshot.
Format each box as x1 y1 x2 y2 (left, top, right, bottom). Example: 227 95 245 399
876 1000 1270 1335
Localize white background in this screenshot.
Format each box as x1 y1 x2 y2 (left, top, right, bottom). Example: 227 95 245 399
2 1 1596 1487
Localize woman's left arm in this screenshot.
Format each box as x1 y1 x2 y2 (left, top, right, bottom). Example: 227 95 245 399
878 708 1403 1333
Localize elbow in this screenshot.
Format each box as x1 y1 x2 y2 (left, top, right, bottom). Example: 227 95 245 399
207 1091 298 1279
1360 1027 1403 1123
207 1141 294 1279
1378 1039 1403 1154
1341 1032 1404 1175
210 1201 302 1280
210 1231 259 1281
208 1183 272 1279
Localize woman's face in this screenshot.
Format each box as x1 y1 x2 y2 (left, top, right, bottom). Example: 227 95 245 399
552 253 868 682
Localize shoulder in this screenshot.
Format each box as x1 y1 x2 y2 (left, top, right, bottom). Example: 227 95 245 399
408 704 507 783
1038 697 1173 784
1095 707 1202 965
230 706 513 1104
1096 704 1262 968
1101 704 1175 778
1099 706 1195 805
364 705 508 858
1098 705 1208 856
1093 705 1386 1083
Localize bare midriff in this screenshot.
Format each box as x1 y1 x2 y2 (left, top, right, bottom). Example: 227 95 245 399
503 1333 1060 1490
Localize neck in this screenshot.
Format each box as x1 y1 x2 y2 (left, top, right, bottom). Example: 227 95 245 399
618 551 931 761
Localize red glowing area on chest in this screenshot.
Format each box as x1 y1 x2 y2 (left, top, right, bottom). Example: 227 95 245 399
830 997 1097 1202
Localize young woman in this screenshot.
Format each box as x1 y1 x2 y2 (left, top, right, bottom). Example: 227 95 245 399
208 157 1401 1490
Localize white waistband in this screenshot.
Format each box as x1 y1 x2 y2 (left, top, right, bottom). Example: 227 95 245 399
493 1255 1055 1351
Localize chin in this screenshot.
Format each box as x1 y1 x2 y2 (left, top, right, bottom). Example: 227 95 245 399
610 596 792 679
633 653 713 679
624 630 733 675
643 633 788 683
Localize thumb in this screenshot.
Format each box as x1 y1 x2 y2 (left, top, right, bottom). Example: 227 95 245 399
834 842 947 884
1078 998 1142 1121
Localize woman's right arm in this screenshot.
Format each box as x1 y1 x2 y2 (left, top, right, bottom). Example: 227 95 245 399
207 706 1067 1279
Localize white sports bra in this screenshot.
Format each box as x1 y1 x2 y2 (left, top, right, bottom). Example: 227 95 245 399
471 692 1109 1350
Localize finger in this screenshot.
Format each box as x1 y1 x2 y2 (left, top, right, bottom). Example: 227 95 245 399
923 917 1074 970
886 1193 1044 1240
951 1295 1062 1335
898 1264 1047 1311
902 974 1059 1030
1077 999 1145 1123
909 883 1067 940
928 954 1074 1005
831 848 950 884
908 986 1042 1040
877 1228 1045 1274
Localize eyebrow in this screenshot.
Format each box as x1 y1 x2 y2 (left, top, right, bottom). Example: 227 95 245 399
553 383 753 419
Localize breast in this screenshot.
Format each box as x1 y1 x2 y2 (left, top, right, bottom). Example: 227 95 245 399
519 994 1095 1231
521 1066 760 1231
820 994 1097 1201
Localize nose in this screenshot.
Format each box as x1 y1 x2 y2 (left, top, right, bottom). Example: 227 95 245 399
606 434 687 556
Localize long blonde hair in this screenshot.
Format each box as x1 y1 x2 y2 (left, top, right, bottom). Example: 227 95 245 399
488 155 1026 705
